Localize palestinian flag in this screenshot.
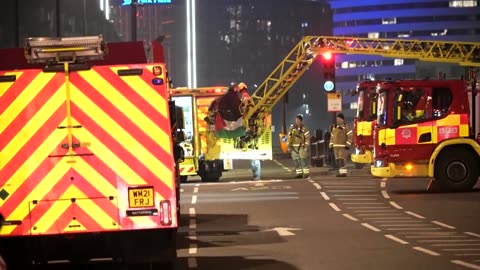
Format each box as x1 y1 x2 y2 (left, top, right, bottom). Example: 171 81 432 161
214 112 246 139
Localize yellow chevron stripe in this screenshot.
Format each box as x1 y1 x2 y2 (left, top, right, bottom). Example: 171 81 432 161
74 193 119 230
30 198 71 234
0 156 71 235
74 70 171 155
0 71 23 98
72 159 118 197
109 66 168 118
70 89 174 189
0 72 56 134
77 126 171 193
0 84 65 172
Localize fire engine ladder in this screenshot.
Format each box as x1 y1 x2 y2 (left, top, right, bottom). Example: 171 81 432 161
245 36 480 136
24 35 106 157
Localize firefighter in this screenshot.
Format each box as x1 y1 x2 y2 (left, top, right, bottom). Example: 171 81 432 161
288 115 311 178
329 113 353 177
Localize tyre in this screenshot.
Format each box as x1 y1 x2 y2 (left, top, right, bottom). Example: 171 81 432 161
179 175 188 183
434 147 479 192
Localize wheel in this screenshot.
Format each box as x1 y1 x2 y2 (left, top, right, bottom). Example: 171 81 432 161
354 163 365 169
434 147 479 192
179 175 188 183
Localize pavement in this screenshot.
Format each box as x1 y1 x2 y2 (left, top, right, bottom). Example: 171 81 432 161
176 158 480 270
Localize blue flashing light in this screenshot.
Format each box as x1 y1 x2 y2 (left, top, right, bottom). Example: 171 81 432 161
324 80 334 92
152 78 164 85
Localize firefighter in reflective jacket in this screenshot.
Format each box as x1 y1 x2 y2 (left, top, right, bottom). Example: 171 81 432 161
329 113 353 177
288 115 311 178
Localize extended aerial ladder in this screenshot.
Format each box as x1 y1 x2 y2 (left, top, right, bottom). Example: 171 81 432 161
244 36 480 140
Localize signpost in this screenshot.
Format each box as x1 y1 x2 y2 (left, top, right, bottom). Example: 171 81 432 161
327 93 342 112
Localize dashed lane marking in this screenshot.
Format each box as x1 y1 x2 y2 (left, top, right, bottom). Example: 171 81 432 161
451 260 480 270
329 203 341 212
380 182 387 188
320 192 330 200
191 195 197 204
432 221 456 229
188 244 198 255
413 247 441 256
381 190 390 199
189 207 196 217
189 219 197 230
385 234 409 245
361 223 381 232
405 211 426 219
466 232 480 238
389 201 403 209
313 183 322 190
343 213 359 221
193 187 199 193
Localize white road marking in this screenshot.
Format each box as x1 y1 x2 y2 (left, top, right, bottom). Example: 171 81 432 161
191 195 197 204
343 214 358 221
189 219 197 229
313 183 322 190
357 213 402 216
380 182 387 188
193 187 199 193
413 247 441 256
381 190 390 199
353 210 397 213
188 244 198 254
451 260 480 270
180 188 185 193
342 202 384 205
389 201 403 209
254 182 265 187
405 211 425 219
407 235 467 239
361 223 381 232
320 192 330 200
381 178 388 181
364 217 413 220
432 221 456 229
385 234 409 245
329 203 341 212
347 206 390 209
379 224 430 227
189 207 196 217
195 184 200 187
386 228 442 231
432 243 480 247
273 160 292 172
188 257 198 268
466 232 480 238
420 239 480 243
308 179 315 183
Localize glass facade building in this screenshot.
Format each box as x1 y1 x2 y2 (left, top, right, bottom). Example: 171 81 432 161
328 0 480 118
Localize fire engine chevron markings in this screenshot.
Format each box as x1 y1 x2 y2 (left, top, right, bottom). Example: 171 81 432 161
263 227 302 236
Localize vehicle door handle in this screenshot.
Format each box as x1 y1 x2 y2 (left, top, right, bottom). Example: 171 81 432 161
418 132 432 143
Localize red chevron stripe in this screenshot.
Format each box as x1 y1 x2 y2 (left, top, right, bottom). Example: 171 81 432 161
43 204 104 235
0 104 65 182
0 70 40 114
0 73 64 151
69 73 174 169
14 168 119 235
70 103 174 196
71 68 170 135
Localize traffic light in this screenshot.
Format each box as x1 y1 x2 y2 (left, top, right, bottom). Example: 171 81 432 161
321 52 335 92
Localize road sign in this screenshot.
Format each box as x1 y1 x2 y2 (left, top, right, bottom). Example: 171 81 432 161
327 93 342 112
324 81 334 92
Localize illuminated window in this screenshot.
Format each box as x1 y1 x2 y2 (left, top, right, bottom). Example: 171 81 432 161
394 59 404 66
341 61 349 69
350 102 358 110
368 32 380 38
449 0 477 7
398 33 410 38
349 62 357 68
382 17 397 24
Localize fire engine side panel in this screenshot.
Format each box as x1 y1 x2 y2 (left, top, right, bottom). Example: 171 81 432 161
0 64 177 238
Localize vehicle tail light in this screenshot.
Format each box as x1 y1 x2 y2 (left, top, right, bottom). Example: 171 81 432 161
406 163 413 171
159 200 172 225
152 66 162 76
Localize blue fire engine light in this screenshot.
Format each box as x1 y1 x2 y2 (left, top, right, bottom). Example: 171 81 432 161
152 78 164 85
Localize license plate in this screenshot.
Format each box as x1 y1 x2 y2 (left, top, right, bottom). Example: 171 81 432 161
128 186 154 208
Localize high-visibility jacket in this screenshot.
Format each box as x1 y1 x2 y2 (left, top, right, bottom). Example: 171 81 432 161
288 124 310 151
329 123 353 148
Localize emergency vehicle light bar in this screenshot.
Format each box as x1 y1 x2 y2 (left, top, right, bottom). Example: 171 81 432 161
25 35 106 64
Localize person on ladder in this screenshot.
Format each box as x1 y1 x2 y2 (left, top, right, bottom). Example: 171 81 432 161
288 115 311 178
329 113 353 177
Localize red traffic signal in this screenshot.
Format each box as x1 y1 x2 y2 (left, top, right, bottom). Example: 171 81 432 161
322 52 333 61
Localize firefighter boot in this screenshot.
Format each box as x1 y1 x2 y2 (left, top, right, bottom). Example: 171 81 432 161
336 159 348 177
